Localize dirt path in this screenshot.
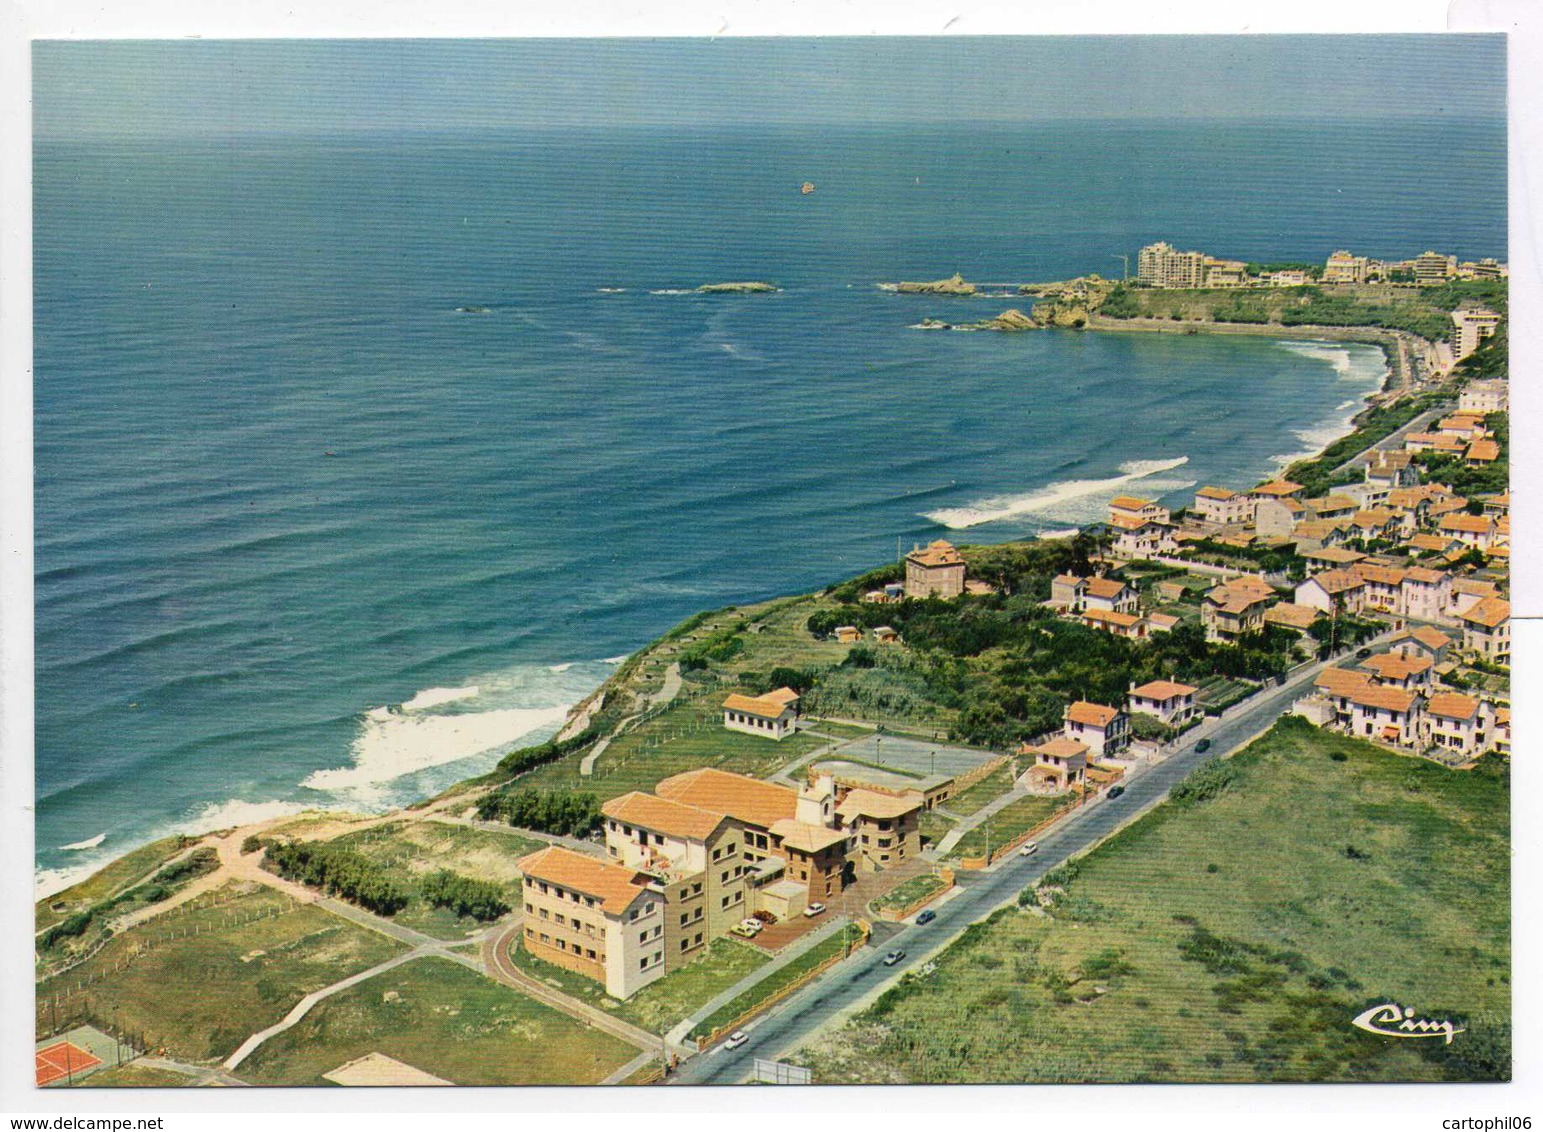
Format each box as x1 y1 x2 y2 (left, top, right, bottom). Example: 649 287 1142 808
481 921 664 1056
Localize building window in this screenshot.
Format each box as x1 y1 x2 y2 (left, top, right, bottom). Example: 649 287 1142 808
694 933 703 945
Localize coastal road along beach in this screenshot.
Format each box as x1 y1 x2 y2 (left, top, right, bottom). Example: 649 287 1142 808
670 647 1368 1085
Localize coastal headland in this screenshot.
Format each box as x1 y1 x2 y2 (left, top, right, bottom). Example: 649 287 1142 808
35 261 1508 1088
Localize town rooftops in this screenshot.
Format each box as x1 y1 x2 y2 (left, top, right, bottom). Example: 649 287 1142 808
1053 573 1084 587
601 791 726 842
1403 566 1449 585
1354 563 1407 586
1316 668 1373 697
835 788 925 822
1452 579 1500 598
1426 692 1481 721
1066 701 1122 727
1107 513 1161 531
1148 613 1181 631
1303 546 1367 565
1348 683 1419 714
722 688 800 719
908 540 964 568
1361 653 1433 681
1084 577 1129 599
1391 626 1451 651
1293 519 1347 540
1024 736 1090 760
1439 513 1495 535
1129 679 1198 701
1405 533 1461 554
769 819 850 855
1251 480 1304 498
1307 568 1365 595
1084 609 1143 628
1195 486 1235 500
1460 596 1510 629
1109 495 1155 511
515 846 652 915
1466 439 1501 462
655 768 798 830
1264 603 1319 631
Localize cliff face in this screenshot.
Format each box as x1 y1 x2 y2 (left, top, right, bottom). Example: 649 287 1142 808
897 273 977 295
1031 302 1091 329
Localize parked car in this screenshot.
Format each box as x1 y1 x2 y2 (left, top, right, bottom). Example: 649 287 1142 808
751 910 777 925
1019 841 1039 857
883 948 906 966
803 902 827 918
1356 647 1373 658
737 917 763 934
729 924 757 939
722 1031 749 1051
1195 738 1212 753
1107 785 1126 800
915 909 936 925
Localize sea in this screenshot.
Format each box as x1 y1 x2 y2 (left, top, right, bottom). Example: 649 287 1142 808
34 117 1506 894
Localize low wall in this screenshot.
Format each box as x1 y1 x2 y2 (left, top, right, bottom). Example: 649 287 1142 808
956 797 1082 870
693 924 869 1051
873 870 955 922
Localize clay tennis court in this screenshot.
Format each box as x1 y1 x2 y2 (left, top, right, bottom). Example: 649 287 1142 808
35 1040 101 1087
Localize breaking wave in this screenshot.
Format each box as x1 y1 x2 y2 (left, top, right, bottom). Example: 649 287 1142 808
924 457 1193 530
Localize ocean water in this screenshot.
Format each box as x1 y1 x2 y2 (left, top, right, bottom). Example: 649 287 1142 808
33 119 1505 892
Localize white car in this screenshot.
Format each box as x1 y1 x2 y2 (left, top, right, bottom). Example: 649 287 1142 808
803 902 827 918
722 1031 750 1051
737 918 763 934
1020 841 1039 857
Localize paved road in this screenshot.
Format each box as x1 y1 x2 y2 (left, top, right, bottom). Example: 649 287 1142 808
671 651 1353 1085
1329 401 1452 477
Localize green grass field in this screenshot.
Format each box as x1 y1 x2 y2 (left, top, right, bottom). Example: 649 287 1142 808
512 936 768 1034
37 883 406 1063
323 820 543 940
79 1063 196 1088
797 720 1510 1084
236 957 638 1085
946 763 1019 816
947 794 1070 859
872 873 947 914
36 836 197 932
690 924 864 1039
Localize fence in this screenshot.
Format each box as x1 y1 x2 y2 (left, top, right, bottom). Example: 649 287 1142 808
37 895 302 1035
693 923 869 1051
956 798 1083 870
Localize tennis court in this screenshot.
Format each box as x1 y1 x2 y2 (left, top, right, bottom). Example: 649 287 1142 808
35 1040 101 1087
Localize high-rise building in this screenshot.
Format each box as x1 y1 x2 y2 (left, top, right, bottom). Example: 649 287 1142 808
1451 306 1502 360
1136 242 1208 289
1413 250 1457 284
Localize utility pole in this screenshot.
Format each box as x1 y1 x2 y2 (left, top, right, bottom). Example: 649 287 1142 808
1113 255 1130 281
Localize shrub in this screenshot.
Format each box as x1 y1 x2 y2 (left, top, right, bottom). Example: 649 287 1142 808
419 870 511 921
1170 758 1237 805
477 786 601 837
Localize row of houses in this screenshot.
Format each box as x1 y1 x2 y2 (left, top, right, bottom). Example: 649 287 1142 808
518 765 925 999
1300 654 1507 759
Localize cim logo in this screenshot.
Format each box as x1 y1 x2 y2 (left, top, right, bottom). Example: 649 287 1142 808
1352 1002 1465 1045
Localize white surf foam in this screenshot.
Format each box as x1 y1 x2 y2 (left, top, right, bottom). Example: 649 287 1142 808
602 655 628 664
59 833 107 852
401 684 480 712
302 703 572 794
649 288 696 296
35 798 329 899
1036 528 1082 541
924 457 1193 530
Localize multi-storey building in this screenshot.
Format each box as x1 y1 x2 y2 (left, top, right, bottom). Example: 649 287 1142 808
1413 250 1457 284
1137 241 1208 289
1063 700 1131 758
1323 250 1370 284
516 846 669 1000
904 539 967 599
1451 305 1502 360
